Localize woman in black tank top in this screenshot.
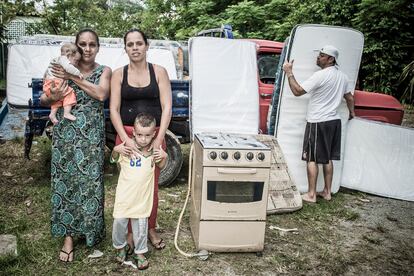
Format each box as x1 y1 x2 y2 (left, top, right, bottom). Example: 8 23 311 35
120 63 162 126
110 29 172 252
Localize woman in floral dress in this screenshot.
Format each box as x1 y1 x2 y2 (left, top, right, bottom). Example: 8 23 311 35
40 29 111 262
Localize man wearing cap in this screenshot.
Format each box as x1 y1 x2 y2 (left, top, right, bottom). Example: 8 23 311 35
282 45 355 203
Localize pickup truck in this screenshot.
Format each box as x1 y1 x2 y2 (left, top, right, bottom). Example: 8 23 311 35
24 33 404 187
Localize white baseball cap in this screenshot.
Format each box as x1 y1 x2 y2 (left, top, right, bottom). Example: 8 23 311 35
319 45 339 65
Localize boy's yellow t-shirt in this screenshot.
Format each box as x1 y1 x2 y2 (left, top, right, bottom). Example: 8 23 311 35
112 153 155 219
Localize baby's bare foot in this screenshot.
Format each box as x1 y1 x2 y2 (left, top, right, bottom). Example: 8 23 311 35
49 114 58 125
64 113 76 121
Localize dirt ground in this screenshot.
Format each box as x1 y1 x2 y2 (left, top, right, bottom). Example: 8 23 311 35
0 110 413 275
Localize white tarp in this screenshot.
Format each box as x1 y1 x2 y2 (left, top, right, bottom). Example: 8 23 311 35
189 37 259 135
275 24 364 193
342 118 414 201
7 43 177 106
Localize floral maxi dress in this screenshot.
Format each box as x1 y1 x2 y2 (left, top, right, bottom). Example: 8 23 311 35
51 65 106 246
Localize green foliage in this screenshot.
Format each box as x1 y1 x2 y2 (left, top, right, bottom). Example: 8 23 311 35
399 61 414 104
34 0 144 37
0 0 39 42
223 0 266 38
353 0 414 100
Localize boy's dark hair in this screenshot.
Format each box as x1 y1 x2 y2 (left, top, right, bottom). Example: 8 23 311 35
134 113 156 128
123 28 148 46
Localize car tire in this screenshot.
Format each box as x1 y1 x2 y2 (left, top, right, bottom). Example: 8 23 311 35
159 130 183 187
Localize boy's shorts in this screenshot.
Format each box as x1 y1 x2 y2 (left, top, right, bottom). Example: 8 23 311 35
302 119 341 164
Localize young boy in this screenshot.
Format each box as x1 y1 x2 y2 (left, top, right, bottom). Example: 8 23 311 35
43 42 83 124
111 113 167 270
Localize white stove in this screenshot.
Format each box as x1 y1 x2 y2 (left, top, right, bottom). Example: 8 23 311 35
190 132 271 253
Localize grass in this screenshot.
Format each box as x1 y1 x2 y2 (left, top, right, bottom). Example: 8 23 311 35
0 138 413 275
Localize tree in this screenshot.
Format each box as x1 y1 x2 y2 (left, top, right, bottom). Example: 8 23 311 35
1 0 39 42
353 0 414 98
35 0 144 37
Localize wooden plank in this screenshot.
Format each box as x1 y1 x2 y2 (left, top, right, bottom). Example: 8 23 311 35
255 134 302 214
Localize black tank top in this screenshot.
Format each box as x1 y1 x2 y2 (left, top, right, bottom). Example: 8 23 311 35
120 63 162 126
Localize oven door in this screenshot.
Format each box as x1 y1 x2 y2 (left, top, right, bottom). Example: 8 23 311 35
200 167 269 221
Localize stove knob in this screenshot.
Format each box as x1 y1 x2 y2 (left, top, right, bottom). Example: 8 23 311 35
220 151 228 160
209 151 217 160
233 151 241 160
246 152 254 161
257 152 265 161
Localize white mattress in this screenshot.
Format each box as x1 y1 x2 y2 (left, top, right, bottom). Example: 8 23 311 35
189 37 259 136
342 118 414 201
7 43 177 106
275 24 364 194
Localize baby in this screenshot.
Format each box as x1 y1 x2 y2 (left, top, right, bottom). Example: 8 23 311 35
43 43 83 124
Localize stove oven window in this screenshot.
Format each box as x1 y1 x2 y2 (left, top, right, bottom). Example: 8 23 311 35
207 181 264 203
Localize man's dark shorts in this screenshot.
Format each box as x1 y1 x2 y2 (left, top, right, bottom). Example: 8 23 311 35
302 119 341 164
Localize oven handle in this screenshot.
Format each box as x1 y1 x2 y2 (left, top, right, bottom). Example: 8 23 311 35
217 168 257 174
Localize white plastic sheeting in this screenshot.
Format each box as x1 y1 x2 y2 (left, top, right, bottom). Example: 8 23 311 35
7 43 177 106
341 118 414 201
189 37 259 136
275 25 364 193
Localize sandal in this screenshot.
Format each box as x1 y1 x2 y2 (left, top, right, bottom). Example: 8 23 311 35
133 254 149 270
115 244 130 263
150 238 166 250
59 249 74 262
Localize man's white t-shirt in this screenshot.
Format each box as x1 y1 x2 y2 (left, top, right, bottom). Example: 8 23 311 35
301 66 353 123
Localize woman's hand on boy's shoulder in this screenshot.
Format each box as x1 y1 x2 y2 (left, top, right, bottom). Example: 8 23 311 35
114 141 142 160
153 145 167 164
114 141 131 156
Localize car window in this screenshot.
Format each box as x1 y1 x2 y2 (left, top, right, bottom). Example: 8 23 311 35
257 53 280 84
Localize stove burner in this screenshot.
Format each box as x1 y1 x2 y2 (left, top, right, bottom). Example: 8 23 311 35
196 132 268 150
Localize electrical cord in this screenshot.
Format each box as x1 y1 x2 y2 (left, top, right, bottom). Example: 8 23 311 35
174 143 209 260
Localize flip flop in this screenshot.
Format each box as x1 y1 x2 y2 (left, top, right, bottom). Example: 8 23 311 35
59 249 74 262
116 244 130 263
150 238 166 250
133 254 149 270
